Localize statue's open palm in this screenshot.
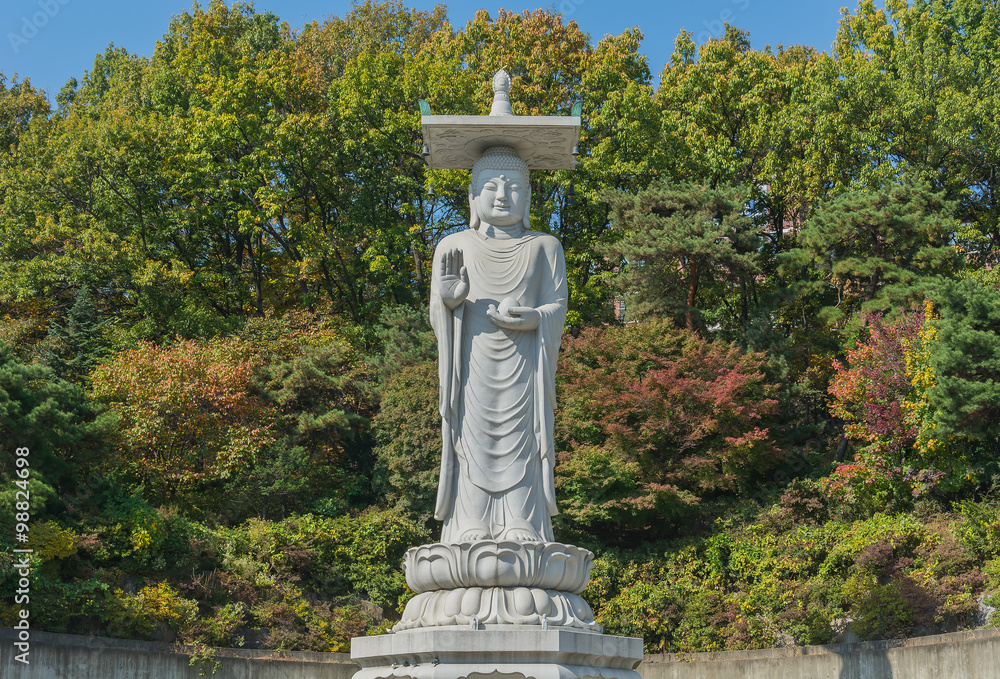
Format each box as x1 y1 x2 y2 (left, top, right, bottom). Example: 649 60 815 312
439 248 469 310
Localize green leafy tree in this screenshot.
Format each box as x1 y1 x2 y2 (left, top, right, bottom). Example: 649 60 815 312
0 74 49 153
824 0 1000 267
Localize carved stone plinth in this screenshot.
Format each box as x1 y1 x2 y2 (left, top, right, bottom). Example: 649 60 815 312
395 541 598 632
351 627 643 679
404 541 594 594
396 587 600 632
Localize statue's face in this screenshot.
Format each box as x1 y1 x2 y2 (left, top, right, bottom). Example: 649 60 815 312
473 167 528 228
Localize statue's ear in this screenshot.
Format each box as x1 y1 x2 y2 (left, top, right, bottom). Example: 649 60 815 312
469 192 480 231
521 184 531 231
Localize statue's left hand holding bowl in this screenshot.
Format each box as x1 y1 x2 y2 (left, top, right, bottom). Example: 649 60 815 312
488 296 540 330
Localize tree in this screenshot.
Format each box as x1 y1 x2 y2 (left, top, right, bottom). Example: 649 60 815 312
656 27 825 240
0 74 49 153
825 0 1000 267
555 321 780 543
91 337 277 503
927 278 1000 449
828 311 923 458
0 343 109 500
254 338 373 518
40 286 109 383
372 361 441 527
604 181 760 333
367 304 436 383
781 181 960 325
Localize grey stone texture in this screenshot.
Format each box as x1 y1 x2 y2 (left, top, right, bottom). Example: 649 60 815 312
0 627 358 679
640 628 1000 679
352 627 643 679
7 627 1000 679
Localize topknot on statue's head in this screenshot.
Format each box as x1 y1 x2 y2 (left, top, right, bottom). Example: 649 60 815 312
471 146 529 189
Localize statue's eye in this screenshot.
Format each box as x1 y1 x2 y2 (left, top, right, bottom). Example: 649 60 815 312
484 182 497 191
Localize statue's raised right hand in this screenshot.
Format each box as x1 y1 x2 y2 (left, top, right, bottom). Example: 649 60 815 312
439 248 469 310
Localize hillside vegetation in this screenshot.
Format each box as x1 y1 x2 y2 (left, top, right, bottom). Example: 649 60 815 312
2 0 1000 654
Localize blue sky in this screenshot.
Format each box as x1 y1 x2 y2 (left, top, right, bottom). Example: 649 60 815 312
1 0 860 100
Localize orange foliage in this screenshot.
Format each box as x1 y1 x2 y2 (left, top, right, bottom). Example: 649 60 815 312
92 337 276 496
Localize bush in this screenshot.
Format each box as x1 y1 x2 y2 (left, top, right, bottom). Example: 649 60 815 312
91 337 276 502
372 362 441 526
556 321 782 544
106 582 199 640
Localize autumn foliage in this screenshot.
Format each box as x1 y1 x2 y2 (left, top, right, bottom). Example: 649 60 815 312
92 338 275 498
555 320 781 540
828 312 923 456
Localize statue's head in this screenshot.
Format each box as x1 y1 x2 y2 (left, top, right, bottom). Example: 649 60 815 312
469 145 530 232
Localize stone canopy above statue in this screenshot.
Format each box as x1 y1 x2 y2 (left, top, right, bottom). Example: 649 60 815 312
419 69 582 170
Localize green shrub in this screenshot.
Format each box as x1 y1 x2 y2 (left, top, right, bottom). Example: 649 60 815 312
851 582 914 639
954 499 1000 559
106 582 199 639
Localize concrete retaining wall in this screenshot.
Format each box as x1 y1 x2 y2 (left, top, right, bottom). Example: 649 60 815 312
4 626 1000 678
0 627 358 679
641 628 1000 679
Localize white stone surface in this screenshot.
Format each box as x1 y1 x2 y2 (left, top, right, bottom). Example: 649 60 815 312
430 145 567 546
352 627 643 679
395 587 600 633
490 69 514 116
403 541 594 594
421 116 581 169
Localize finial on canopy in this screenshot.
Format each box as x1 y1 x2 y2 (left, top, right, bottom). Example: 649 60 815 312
490 69 513 116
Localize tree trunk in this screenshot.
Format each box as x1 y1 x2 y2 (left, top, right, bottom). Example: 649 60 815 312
686 259 699 332
836 435 849 462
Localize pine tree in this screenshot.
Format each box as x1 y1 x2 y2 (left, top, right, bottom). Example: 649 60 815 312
927 278 1000 450
781 182 961 325
0 342 109 497
42 286 108 383
604 181 760 333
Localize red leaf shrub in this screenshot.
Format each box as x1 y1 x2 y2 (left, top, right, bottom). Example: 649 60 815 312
555 320 781 539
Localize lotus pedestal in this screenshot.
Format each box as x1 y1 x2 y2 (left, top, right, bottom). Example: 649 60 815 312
351 542 643 679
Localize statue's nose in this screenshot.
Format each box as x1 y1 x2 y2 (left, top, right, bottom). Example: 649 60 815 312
495 180 508 201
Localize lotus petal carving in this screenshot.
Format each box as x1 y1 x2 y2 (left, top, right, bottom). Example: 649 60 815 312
394 587 601 633
403 541 594 594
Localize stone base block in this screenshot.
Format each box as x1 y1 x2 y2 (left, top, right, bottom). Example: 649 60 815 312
351 626 643 679
395 587 601 632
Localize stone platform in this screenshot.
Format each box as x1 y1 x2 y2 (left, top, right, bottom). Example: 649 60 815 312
351 626 643 679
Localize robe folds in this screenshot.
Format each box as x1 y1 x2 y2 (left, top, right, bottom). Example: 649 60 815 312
430 227 568 543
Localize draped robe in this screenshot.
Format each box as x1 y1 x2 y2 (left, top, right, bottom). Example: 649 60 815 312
430 227 568 543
